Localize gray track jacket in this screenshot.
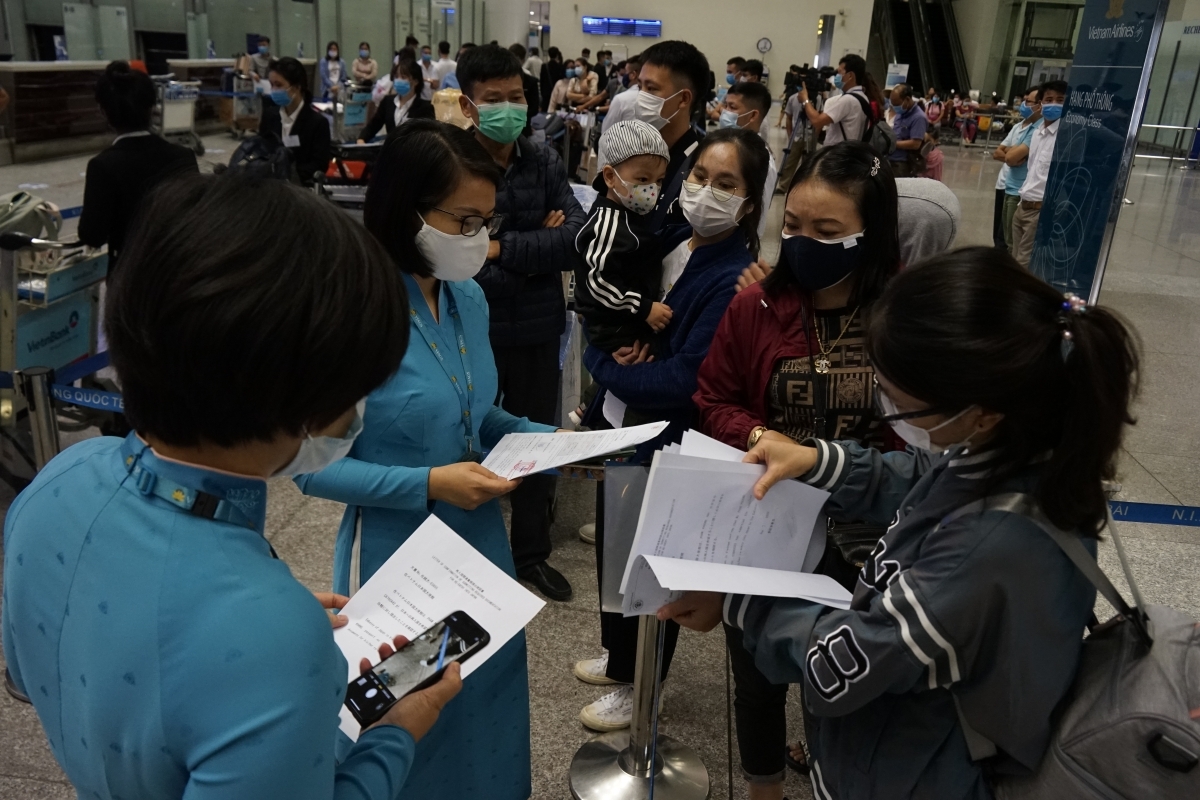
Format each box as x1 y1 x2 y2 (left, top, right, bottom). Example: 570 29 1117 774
725 440 1097 799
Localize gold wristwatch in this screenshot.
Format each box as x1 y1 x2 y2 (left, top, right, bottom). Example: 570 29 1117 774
747 426 768 450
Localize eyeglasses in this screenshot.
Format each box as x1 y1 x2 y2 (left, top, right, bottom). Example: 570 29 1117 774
872 376 951 422
681 177 742 204
430 207 504 237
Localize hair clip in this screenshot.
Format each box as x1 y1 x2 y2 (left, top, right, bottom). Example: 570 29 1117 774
870 157 880 176
1058 293 1085 361
1061 293 1087 314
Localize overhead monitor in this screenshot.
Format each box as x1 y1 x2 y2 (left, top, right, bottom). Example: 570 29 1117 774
579 17 662 37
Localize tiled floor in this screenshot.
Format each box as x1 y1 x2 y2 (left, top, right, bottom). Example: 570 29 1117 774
0 121 1198 800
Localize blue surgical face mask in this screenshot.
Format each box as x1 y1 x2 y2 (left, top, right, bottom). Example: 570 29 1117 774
275 399 366 477
328 49 338 60
270 88 292 107
718 109 750 129
726 73 736 85
932 95 940 103
780 230 865 291
421 52 432 63
1041 102 1063 122
258 45 269 56
360 49 370 59
1018 102 1033 119
565 67 576 78
394 79 412 97
832 73 844 90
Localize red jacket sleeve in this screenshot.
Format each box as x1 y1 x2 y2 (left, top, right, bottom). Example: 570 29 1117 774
693 291 764 450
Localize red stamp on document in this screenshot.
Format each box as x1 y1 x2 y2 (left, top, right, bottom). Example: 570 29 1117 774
512 461 537 476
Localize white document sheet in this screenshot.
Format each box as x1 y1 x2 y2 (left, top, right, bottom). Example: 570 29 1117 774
481 421 668 480
679 429 746 462
636 555 853 610
602 392 628 429
620 451 831 615
333 515 546 741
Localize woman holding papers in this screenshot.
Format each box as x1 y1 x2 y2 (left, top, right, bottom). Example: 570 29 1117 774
576 127 771 732
692 142 901 794
660 248 1140 800
295 120 556 800
2 174 462 799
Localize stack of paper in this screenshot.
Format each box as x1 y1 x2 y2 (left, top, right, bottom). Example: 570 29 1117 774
333 515 546 740
620 431 851 615
481 421 668 480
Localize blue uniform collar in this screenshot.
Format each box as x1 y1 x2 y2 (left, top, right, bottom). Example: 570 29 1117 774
119 432 268 535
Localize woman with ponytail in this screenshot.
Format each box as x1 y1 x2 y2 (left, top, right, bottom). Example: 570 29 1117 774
663 246 1140 799
693 140 901 797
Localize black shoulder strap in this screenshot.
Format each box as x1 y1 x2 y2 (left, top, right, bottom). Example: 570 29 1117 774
845 91 875 143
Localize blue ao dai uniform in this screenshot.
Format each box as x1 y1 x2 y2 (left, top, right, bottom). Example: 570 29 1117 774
2 433 416 799
297 275 554 800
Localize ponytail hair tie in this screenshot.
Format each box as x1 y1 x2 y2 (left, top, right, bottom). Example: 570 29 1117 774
870 157 880 177
1058 293 1087 361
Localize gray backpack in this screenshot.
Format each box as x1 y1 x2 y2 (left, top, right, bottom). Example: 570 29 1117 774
0 192 62 240
948 494 1200 798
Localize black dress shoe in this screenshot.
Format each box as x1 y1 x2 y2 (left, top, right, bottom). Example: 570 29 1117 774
517 562 573 602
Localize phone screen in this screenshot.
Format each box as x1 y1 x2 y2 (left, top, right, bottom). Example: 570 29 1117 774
344 611 488 726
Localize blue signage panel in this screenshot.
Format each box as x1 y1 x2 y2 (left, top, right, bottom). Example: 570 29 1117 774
1030 0 1166 295
16 292 93 371
582 16 608 35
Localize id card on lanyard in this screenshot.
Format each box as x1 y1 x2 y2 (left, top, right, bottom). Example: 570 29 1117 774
409 284 480 461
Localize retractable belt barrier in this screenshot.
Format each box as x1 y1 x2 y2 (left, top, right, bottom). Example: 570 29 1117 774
0 351 122 412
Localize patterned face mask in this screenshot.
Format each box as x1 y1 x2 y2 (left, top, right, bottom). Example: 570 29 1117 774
611 169 661 215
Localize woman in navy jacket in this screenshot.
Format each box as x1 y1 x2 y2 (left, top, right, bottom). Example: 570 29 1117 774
575 127 773 731
660 249 1141 799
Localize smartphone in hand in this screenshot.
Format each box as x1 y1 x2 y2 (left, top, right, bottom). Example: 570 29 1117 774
344 610 490 727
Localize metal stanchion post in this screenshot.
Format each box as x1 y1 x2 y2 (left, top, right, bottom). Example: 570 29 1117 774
568 614 710 799
18 368 60 470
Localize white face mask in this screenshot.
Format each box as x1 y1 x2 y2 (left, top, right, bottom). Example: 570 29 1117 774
679 181 746 237
880 389 977 453
635 88 684 130
276 398 366 476
414 216 489 282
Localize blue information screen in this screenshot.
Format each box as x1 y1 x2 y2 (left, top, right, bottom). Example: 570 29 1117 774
634 19 662 37
580 17 661 37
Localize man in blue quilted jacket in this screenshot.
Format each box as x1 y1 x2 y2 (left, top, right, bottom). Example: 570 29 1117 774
457 44 587 602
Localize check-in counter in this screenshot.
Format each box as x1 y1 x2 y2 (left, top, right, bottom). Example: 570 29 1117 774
0 61 112 165
166 59 235 134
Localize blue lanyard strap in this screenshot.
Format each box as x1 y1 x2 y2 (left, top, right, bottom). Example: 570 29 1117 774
409 284 477 457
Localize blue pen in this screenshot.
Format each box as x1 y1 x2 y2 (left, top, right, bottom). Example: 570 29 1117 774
435 625 451 670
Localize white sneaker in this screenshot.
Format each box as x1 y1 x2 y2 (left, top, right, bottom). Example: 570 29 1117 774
574 651 617 685
579 523 596 545
579 685 634 731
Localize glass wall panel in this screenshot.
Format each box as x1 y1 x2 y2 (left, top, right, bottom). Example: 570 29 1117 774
206 0 273 58
339 0 390 62
279 0 316 58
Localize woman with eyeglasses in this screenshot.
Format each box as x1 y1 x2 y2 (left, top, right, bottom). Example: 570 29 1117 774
574 126 772 732
661 247 1140 799
295 120 557 799
691 141 902 798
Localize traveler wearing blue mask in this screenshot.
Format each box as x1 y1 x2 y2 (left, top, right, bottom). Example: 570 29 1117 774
4 171 465 800
259 56 331 186
721 81 778 239
419 45 438 98
456 44 587 603
991 86 1042 252
357 58 434 142
353 41 378 83
1011 79 1068 267
796 54 885 147
250 35 271 82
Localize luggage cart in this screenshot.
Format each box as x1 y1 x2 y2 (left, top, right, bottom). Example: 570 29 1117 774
0 234 108 491
151 75 205 155
230 74 261 139
316 141 383 222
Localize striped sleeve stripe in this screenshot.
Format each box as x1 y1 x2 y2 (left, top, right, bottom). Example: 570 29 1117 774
584 208 642 313
882 573 960 689
806 440 848 490
723 594 750 629
811 760 834 800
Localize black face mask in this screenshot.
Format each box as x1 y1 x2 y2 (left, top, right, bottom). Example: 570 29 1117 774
780 232 865 291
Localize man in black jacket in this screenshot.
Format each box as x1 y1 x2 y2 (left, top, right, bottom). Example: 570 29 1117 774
458 45 587 602
539 46 565 112
79 61 198 278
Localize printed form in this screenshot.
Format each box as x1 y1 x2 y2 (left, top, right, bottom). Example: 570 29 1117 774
620 435 847 615
481 421 668 480
333 515 545 740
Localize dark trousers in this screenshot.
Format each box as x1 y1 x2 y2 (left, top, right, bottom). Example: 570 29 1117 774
993 188 1008 250
724 623 789 781
595 476 679 683
493 340 561 571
